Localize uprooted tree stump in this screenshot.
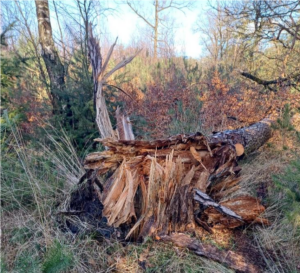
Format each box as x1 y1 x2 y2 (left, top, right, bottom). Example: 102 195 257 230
61 117 274 272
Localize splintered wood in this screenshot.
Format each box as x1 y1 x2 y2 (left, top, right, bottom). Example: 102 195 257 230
84 133 268 241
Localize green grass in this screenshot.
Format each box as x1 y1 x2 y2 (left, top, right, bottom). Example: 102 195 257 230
14 251 41 273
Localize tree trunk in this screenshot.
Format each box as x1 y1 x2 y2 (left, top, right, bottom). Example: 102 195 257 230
207 117 274 154
63 118 273 271
35 0 65 114
78 117 272 240
154 0 159 61
95 85 116 139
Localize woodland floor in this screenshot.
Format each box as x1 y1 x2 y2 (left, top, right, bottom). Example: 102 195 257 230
1 130 300 273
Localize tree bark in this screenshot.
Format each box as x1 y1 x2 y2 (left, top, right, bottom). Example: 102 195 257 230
35 0 65 114
207 117 274 154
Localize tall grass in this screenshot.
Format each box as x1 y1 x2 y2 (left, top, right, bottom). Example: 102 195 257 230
1 113 84 272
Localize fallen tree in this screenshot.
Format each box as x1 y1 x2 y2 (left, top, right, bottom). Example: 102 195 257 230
61 117 274 272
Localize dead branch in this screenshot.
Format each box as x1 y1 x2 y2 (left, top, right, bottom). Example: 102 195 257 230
240 70 300 90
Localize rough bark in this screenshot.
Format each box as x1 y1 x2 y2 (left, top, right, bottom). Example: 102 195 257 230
35 0 65 114
207 117 274 154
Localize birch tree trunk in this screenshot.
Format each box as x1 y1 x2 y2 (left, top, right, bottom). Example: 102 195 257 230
35 0 65 114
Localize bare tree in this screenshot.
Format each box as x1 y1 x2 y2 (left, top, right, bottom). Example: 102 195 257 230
127 0 191 60
195 5 234 71
219 0 300 89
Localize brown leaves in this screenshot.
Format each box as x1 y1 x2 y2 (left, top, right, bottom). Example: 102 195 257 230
200 71 300 132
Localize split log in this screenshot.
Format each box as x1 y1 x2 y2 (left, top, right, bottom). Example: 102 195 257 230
115 106 135 141
76 117 273 241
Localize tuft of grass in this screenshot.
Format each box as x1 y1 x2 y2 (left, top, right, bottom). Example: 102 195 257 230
1 116 84 272
10 226 34 245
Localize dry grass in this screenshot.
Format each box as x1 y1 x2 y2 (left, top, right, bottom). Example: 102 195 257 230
234 130 300 272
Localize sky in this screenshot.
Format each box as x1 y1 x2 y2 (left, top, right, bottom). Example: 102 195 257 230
1 0 209 59
102 1 207 58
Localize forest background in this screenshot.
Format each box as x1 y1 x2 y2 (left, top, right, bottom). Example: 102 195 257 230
1 0 300 272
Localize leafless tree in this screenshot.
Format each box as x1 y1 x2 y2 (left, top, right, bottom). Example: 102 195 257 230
195 5 234 71
127 0 191 60
218 0 300 89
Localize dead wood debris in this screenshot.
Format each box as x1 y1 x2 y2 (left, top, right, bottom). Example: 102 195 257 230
61 131 272 272
81 132 268 242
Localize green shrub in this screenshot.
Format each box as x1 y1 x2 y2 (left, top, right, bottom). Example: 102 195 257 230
42 240 73 273
273 158 300 230
272 104 299 149
168 100 202 135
